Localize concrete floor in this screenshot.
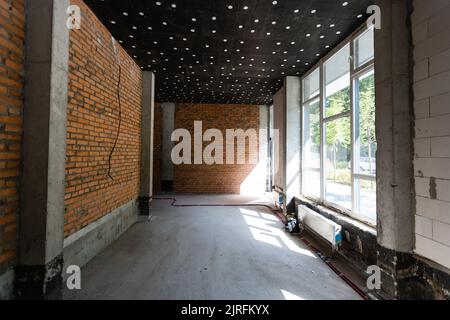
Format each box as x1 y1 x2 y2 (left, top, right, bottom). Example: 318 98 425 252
64 195 362 300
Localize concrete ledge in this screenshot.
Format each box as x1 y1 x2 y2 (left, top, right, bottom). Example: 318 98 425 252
63 199 139 279
0 269 14 300
290 196 378 273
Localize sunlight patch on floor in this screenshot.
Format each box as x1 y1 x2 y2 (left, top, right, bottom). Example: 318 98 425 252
240 208 316 257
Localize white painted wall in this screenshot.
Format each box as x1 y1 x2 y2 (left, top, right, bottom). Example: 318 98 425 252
412 0 450 269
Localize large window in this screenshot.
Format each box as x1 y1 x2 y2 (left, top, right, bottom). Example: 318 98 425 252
301 26 376 225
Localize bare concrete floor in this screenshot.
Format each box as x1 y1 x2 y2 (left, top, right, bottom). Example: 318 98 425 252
64 195 362 300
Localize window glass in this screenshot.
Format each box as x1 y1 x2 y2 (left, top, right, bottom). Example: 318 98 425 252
355 28 374 68
354 70 376 176
302 98 321 198
325 117 351 210
355 179 376 222
303 68 320 102
303 99 321 169
325 45 350 118
303 170 321 199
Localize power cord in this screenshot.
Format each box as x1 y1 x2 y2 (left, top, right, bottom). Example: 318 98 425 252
108 39 122 180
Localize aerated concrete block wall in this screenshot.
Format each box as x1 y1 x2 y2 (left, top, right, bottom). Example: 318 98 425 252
412 0 450 270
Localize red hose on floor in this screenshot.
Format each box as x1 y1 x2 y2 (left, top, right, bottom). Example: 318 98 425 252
153 197 369 300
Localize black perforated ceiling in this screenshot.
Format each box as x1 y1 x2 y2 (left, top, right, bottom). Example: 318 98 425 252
84 0 373 104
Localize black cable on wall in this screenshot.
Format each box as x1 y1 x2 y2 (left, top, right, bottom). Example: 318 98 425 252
108 40 122 180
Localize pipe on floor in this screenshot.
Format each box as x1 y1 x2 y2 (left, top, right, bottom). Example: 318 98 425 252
153 197 369 300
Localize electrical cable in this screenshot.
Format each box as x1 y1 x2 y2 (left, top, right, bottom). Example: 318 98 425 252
108 40 122 180
153 197 279 212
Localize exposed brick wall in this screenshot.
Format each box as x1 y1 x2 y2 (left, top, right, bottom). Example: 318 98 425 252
65 0 142 236
412 0 450 269
0 0 24 274
174 103 260 194
153 102 162 194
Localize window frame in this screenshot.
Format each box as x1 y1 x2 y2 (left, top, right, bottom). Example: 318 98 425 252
300 23 376 226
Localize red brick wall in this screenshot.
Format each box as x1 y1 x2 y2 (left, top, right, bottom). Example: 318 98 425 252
65 0 142 236
153 102 162 194
174 103 260 194
0 0 24 274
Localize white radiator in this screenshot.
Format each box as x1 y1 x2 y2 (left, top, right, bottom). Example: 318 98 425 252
298 205 342 251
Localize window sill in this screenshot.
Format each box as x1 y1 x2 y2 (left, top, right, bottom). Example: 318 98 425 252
297 195 377 236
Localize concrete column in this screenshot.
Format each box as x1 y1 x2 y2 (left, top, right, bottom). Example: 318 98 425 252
259 106 270 193
16 0 70 299
139 72 155 215
272 87 286 193
374 0 415 299
161 102 175 191
285 77 301 203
